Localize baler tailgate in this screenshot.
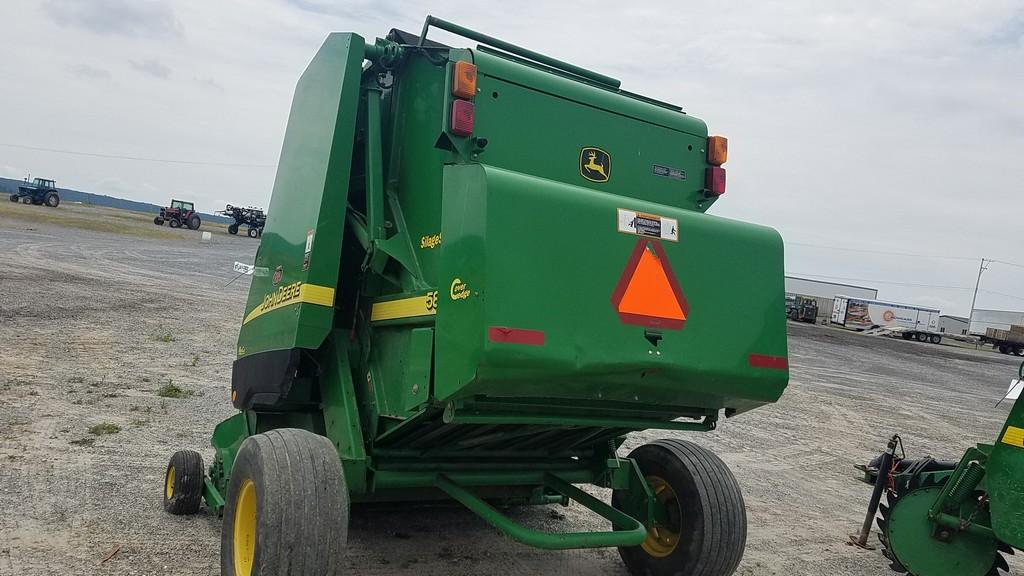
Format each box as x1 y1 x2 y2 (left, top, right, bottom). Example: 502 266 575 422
436 164 787 415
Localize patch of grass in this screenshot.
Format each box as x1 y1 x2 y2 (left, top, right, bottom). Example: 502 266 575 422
69 438 96 447
156 381 193 398
88 422 121 435
130 418 151 427
188 353 200 367
153 331 176 343
160 400 169 414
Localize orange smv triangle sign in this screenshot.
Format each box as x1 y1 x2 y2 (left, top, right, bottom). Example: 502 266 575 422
610 239 689 329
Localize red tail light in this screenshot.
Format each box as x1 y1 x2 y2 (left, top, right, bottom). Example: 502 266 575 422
705 167 726 196
450 99 475 136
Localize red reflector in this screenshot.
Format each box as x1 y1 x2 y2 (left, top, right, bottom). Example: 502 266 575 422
450 99 475 136
488 326 545 346
705 166 726 196
748 354 788 370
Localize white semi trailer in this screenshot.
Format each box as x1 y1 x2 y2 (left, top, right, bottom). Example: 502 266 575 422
831 295 943 343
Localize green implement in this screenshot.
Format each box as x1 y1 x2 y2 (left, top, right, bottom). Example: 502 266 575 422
163 17 789 576
853 359 1024 576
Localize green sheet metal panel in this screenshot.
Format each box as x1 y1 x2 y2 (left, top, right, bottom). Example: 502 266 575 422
236 33 365 357
985 396 1024 548
471 49 716 213
435 164 787 413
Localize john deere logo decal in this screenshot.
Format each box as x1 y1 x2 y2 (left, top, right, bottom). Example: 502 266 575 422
580 147 611 183
272 266 283 285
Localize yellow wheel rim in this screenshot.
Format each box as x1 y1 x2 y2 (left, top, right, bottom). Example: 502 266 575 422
165 466 175 500
642 475 681 558
233 479 257 576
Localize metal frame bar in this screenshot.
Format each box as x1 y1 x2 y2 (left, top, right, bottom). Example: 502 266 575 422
417 15 621 89
434 472 646 549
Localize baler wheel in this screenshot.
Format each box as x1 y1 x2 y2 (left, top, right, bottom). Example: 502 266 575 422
228 224 238 235
164 449 205 515
613 439 746 576
220 428 349 576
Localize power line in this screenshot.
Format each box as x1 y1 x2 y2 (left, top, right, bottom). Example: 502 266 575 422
979 289 1024 303
0 142 276 168
786 241 978 261
786 272 972 290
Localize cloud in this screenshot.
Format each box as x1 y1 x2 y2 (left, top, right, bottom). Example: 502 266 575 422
42 0 181 38
194 76 224 92
129 58 172 79
65 63 112 81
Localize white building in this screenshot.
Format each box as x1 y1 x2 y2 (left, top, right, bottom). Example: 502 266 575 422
969 309 1024 336
785 276 878 323
939 315 969 336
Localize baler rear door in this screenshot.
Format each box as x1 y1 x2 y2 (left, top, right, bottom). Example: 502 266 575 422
232 33 365 408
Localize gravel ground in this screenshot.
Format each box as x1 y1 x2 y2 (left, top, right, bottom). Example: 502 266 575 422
2 204 1023 575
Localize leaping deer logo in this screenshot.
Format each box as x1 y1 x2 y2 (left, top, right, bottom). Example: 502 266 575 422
580 147 611 182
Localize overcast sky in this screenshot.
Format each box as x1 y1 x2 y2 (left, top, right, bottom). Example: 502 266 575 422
1 0 1022 316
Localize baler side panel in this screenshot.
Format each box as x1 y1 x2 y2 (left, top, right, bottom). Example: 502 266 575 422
984 395 1024 548
236 33 365 358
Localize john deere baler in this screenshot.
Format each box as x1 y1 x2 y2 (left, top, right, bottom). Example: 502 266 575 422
162 17 789 576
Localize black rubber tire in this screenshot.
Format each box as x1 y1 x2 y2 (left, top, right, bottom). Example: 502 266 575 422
154 216 164 226
44 192 59 207
901 332 913 340
188 215 201 230
221 428 349 576
247 227 258 238
21 196 31 204
164 449 204 515
915 332 928 342
613 439 746 576
999 345 1009 354
929 334 941 344
228 223 238 235
9 194 18 202
169 218 181 228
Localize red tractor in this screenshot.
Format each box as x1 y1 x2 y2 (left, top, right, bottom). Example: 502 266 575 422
154 199 201 230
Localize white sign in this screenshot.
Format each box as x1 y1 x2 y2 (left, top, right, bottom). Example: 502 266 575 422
617 208 678 242
233 261 255 275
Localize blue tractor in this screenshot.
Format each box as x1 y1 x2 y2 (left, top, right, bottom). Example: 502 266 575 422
9 177 60 207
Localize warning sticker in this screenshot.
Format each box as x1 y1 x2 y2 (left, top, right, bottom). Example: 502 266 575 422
617 208 678 242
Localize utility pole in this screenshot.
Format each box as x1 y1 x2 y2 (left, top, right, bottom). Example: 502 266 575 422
968 258 990 338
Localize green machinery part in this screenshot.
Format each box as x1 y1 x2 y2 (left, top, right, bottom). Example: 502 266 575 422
865 358 1024 576
169 16 792 572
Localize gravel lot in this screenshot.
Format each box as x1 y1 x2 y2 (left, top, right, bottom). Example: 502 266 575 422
2 204 1022 575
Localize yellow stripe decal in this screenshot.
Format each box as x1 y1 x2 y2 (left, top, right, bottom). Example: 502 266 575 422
1001 425 1024 448
370 292 438 322
242 282 336 325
